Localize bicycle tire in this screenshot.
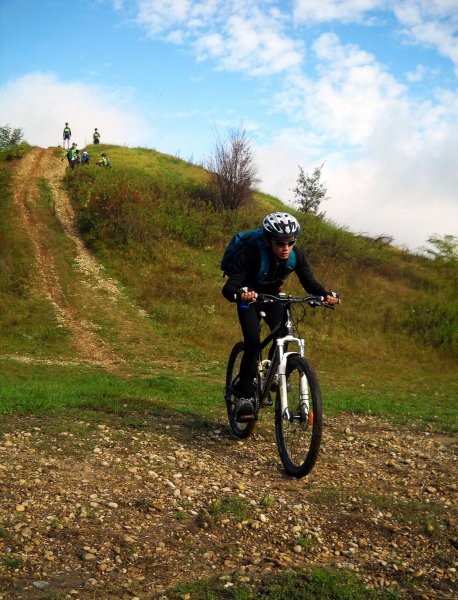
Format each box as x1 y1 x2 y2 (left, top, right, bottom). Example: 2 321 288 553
225 342 256 439
275 355 322 478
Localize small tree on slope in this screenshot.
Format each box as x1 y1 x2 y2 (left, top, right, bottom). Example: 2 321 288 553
292 163 328 217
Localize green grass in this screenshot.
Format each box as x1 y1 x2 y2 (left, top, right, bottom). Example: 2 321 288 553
210 495 252 522
1 356 456 434
62 145 458 364
322 382 458 433
171 568 400 599
0 361 223 431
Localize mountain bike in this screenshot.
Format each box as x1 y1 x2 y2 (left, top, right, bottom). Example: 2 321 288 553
225 293 334 478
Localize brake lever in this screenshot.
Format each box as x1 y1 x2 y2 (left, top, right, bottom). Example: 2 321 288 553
323 303 335 310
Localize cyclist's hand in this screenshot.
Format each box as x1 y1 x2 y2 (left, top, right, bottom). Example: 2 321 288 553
237 288 257 302
324 291 340 305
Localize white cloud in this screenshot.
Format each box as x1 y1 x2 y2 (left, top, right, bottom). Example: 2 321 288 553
275 33 408 148
394 1 458 74
293 0 458 75
0 73 152 148
136 0 194 36
135 0 303 75
405 64 427 81
293 0 385 24
256 32 458 249
196 12 303 75
257 135 458 249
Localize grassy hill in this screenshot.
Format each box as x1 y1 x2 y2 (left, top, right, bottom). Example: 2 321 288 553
66 144 458 425
0 144 457 599
1 143 457 431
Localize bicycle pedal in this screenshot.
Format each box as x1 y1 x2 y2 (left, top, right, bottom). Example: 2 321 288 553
236 413 258 423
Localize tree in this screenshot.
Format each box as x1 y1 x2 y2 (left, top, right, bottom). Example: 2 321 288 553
0 124 23 149
424 234 458 290
0 125 27 160
292 163 328 216
425 234 458 264
205 127 259 211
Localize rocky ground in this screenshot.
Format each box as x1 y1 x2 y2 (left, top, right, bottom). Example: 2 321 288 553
0 411 456 599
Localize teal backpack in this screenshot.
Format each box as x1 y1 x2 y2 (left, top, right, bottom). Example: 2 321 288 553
221 227 296 284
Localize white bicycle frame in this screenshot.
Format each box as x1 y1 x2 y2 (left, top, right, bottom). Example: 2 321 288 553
274 332 308 422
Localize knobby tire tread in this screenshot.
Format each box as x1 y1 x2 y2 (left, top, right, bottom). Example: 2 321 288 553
225 342 256 439
275 355 322 478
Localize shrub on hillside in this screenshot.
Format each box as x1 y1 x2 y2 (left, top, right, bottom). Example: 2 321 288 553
205 127 259 211
0 125 30 160
402 299 458 352
64 165 223 255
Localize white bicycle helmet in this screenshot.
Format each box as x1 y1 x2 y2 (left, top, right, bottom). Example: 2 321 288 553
262 212 301 238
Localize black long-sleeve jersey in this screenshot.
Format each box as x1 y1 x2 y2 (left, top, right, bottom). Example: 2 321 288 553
222 244 328 302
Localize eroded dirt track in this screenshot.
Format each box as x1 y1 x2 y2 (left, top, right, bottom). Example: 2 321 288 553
3 148 161 371
7 148 123 368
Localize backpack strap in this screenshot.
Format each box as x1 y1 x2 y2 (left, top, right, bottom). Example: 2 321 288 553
286 248 296 272
254 238 270 283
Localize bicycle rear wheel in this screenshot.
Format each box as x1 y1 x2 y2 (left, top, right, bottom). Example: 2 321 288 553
225 342 256 439
275 355 322 478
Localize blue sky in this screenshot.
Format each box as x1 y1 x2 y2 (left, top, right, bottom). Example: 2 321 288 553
1 0 457 250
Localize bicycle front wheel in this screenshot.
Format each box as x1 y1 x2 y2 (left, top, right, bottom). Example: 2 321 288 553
275 355 322 478
225 342 256 439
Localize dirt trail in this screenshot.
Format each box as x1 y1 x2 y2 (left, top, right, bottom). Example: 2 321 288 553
4 147 150 370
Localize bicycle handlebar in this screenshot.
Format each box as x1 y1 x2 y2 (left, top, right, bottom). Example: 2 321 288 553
251 293 335 309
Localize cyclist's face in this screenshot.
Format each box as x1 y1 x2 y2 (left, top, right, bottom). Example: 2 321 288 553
270 237 296 260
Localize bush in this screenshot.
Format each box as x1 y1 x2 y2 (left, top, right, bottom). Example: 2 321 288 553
205 127 258 210
402 299 458 351
65 163 223 255
0 125 30 161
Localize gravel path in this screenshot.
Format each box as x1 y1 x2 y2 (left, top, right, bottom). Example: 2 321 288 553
0 412 456 599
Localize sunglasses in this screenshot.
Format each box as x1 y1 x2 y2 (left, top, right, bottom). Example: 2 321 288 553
273 239 296 248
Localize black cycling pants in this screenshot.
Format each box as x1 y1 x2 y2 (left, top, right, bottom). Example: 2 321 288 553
237 302 286 398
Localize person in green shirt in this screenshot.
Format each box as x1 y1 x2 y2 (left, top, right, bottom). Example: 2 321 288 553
62 143 78 168
62 123 71 148
96 152 111 167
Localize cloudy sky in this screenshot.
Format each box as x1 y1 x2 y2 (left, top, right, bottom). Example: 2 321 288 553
1 0 457 251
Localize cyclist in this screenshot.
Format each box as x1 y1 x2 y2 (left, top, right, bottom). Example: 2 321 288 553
93 128 100 144
222 212 339 422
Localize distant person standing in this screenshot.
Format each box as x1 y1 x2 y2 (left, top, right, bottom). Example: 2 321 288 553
63 123 71 149
93 128 101 144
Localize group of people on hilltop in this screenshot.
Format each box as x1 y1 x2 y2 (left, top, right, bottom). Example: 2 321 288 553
61 123 110 169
